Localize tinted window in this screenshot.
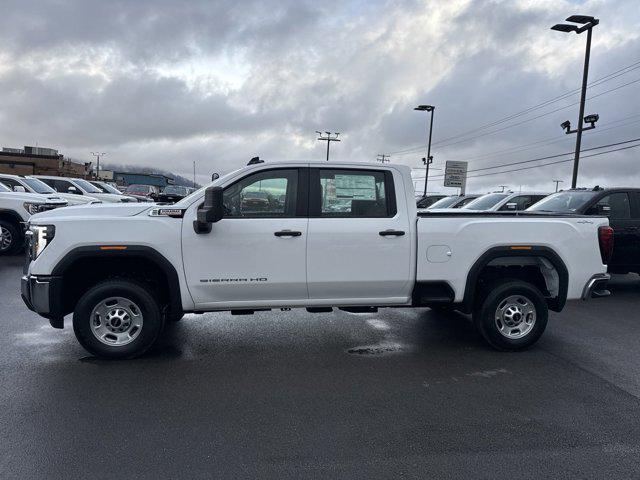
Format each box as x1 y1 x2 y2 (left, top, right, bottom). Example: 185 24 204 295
589 193 631 219
318 169 391 217
462 193 509 210
0 178 20 190
23 178 56 194
223 169 298 218
499 195 542 211
457 196 478 207
527 191 596 213
73 179 103 193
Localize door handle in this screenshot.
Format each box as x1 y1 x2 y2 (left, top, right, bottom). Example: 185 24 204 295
274 230 302 237
379 229 405 237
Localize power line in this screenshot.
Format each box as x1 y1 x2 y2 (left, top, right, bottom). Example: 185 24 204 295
387 59 640 156
428 137 640 179
463 142 640 179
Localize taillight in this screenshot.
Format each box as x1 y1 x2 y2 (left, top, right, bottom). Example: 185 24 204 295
598 226 614 264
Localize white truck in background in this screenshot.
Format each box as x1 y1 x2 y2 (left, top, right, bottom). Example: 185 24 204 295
0 182 68 255
22 161 612 358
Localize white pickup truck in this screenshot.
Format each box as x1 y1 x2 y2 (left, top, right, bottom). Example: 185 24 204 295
21 161 612 358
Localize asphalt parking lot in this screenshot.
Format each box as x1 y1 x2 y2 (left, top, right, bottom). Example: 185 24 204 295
2 254 640 479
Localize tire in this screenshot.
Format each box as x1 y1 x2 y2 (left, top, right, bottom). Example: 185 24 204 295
472 279 548 351
73 279 165 359
0 220 21 256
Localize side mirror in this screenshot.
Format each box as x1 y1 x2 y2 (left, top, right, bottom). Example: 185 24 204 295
194 186 224 234
68 186 78 193
505 202 518 210
13 186 26 193
212 173 220 181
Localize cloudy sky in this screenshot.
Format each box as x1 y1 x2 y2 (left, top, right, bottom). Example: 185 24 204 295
1 0 638 193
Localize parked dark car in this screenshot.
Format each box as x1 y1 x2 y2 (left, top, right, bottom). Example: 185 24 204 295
427 194 481 209
527 187 640 274
416 194 447 209
156 185 190 204
124 184 160 202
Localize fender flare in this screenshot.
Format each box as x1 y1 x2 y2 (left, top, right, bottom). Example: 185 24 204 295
463 246 569 312
51 245 183 315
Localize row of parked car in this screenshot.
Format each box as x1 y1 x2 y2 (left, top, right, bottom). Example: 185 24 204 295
416 188 640 276
0 173 196 255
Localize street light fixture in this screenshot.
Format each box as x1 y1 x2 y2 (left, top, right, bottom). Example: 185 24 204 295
316 131 340 161
414 105 435 197
91 152 107 180
551 14 599 189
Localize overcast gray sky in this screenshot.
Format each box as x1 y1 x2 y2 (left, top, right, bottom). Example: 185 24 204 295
0 0 638 193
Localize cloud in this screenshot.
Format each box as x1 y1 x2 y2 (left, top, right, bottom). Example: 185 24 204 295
0 0 638 190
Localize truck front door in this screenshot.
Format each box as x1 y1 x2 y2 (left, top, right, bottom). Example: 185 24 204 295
306 167 413 304
182 168 309 308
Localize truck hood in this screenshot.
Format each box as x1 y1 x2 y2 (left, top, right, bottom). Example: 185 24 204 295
30 202 152 222
0 191 67 204
56 192 101 204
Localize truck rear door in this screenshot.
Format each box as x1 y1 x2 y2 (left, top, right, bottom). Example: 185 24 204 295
306 167 413 304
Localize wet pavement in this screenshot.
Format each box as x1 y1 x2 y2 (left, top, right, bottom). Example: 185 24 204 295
2 254 640 478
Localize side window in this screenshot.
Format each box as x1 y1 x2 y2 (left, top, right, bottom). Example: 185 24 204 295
223 169 298 218
0 178 20 190
39 178 56 189
317 169 393 217
592 193 631 219
499 196 530 211
53 180 74 193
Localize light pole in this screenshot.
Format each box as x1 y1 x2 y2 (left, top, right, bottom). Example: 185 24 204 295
551 15 599 188
552 179 564 192
193 161 196 188
316 131 341 161
91 152 106 180
414 105 435 197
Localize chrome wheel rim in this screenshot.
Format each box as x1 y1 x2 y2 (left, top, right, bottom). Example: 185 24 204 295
495 295 536 339
0 226 12 252
90 297 144 346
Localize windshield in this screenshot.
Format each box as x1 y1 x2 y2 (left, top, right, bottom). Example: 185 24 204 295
427 196 460 209
526 191 596 213
73 179 103 193
462 193 509 210
162 186 188 195
173 169 240 207
23 177 56 194
93 181 121 194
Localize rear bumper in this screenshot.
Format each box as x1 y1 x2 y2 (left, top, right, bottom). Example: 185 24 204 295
21 275 64 328
581 273 611 300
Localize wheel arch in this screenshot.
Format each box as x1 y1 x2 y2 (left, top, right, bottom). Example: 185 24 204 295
463 246 568 313
51 245 182 318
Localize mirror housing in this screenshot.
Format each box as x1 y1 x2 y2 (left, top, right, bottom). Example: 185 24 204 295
194 186 224 234
505 202 518 210
212 173 220 181
13 186 26 193
68 186 78 193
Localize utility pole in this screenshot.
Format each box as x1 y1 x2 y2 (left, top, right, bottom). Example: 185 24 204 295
193 161 196 188
91 152 106 180
414 105 435 197
316 131 340 161
376 154 390 163
551 15 599 188
498 185 508 193
552 179 564 192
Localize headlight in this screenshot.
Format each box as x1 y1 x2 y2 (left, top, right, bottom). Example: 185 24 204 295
23 202 43 215
27 224 56 260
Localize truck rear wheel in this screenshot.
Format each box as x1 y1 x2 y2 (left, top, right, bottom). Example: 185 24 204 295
0 220 21 255
473 280 548 351
73 279 164 359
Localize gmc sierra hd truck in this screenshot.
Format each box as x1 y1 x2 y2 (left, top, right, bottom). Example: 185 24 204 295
21 161 612 358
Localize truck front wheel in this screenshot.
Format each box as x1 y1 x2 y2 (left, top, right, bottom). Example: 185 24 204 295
73 280 164 359
473 280 548 351
0 220 21 255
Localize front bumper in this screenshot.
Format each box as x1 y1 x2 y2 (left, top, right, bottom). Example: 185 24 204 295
21 275 64 328
581 273 611 301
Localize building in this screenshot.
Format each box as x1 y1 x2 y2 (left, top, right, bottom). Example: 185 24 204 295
0 146 91 178
114 172 175 188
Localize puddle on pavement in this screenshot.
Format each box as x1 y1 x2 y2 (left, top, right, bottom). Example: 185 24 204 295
347 343 405 356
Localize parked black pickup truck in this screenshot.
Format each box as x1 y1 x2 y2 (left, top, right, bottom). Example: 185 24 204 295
528 187 640 274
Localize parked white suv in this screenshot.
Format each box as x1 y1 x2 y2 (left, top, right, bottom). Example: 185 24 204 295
22 161 611 358
0 173 101 206
0 182 67 255
462 192 549 212
35 175 136 203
